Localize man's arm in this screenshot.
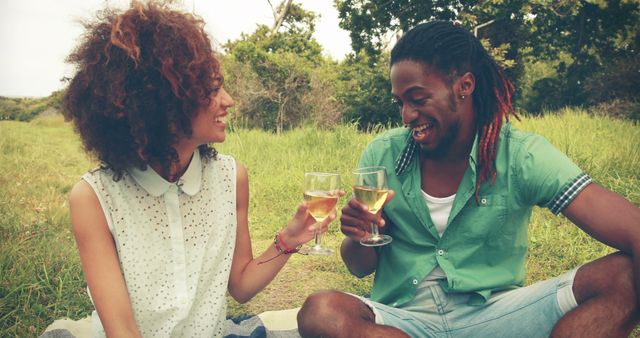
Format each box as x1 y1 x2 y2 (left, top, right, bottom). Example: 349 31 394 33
340 237 378 278
562 183 640 302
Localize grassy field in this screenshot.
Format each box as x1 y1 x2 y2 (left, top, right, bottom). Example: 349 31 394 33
1 109 638 337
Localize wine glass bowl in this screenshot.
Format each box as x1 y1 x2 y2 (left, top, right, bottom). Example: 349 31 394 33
304 191 339 221
299 172 340 255
352 166 393 246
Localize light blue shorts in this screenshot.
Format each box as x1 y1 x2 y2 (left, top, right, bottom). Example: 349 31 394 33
358 269 578 338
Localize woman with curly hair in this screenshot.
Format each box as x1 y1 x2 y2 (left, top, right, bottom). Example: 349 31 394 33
63 2 333 337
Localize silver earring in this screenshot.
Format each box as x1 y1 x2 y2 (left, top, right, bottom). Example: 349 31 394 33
461 95 466 100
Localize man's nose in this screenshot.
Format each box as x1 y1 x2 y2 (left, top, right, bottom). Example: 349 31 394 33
401 104 417 125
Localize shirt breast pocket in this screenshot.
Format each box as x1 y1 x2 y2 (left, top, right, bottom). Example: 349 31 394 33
456 194 508 244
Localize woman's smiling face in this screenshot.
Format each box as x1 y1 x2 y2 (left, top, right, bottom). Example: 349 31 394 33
187 86 234 147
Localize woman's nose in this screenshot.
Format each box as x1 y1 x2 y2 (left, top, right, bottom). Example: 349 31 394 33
219 88 234 108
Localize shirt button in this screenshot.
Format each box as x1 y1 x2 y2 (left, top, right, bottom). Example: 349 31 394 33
437 249 445 256
481 198 487 204
412 279 418 285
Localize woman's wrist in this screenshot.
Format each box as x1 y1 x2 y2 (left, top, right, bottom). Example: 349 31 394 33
278 229 300 251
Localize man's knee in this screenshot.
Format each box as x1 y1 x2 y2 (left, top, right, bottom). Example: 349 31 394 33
298 290 369 337
574 252 634 301
299 290 340 318
553 253 639 336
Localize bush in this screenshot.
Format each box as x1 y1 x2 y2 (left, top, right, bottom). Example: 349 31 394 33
0 91 64 121
587 99 640 123
336 52 400 130
584 56 640 104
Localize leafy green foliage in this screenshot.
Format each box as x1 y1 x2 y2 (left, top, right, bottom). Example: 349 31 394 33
335 0 473 57
336 51 399 129
222 3 344 133
0 91 63 121
583 56 640 104
334 0 640 115
518 1 640 111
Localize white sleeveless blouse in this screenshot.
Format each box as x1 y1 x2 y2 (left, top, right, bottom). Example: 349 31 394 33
82 152 237 338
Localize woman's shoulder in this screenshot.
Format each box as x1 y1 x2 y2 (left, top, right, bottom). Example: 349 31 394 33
215 153 235 163
202 152 238 172
69 179 97 202
82 165 119 181
79 166 135 202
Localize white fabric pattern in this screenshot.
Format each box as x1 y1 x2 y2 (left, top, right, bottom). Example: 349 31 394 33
82 152 237 338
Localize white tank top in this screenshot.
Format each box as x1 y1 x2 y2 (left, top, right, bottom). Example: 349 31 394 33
421 190 455 281
82 152 237 338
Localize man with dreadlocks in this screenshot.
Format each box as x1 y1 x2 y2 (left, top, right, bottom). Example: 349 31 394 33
297 21 639 338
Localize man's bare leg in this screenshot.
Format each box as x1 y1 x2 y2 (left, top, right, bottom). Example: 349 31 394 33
551 252 639 338
297 290 410 338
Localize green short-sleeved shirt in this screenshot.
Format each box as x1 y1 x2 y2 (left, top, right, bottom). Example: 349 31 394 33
359 122 591 306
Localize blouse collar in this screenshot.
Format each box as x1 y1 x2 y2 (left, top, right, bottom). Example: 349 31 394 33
128 151 203 197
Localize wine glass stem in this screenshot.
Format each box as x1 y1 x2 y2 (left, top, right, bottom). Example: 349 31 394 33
314 230 322 247
370 223 379 238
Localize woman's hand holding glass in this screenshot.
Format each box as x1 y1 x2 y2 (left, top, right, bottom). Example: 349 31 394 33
298 172 343 255
278 201 336 253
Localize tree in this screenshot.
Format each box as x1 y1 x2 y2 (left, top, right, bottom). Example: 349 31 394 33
223 2 342 132
334 0 640 114
335 0 475 58
336 51 398 129
269 0 294 33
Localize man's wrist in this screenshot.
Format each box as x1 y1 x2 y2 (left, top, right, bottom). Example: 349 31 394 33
342 236 366 252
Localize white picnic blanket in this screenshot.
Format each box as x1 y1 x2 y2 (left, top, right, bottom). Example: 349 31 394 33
40 307 301 338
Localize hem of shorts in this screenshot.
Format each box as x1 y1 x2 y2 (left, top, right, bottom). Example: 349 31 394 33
556 267 579 314
345 292 386 326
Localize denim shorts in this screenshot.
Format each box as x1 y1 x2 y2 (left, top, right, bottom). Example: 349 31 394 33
357 268 578 338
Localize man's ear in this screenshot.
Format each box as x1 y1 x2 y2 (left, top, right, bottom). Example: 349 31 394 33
458 72 475 97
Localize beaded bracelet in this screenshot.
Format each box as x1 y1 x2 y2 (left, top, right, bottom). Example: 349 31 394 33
258 231 302 265
274 231 302 254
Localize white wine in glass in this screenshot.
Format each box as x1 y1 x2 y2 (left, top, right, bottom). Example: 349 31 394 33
299 172 340 255
352 166 392 246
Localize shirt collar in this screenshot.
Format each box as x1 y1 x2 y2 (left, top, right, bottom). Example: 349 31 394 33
128 151 203 197
394 128 481 176
394 130 417 176
468 132 479 167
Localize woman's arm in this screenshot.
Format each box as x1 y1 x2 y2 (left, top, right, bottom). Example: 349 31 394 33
227 162 334 303
69 180 142 337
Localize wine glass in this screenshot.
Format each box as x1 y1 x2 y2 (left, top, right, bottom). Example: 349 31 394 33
352 166 392 246
299 172 340 255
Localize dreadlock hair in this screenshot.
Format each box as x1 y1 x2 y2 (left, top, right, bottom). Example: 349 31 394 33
63 1 221 181
390 20 518 203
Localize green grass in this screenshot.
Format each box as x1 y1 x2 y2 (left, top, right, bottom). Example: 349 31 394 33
1 111 638 337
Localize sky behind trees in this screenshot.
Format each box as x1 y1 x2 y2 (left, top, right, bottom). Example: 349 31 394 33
0 0 351 97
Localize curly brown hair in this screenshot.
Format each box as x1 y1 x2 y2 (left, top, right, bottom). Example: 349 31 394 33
63 1 222 180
